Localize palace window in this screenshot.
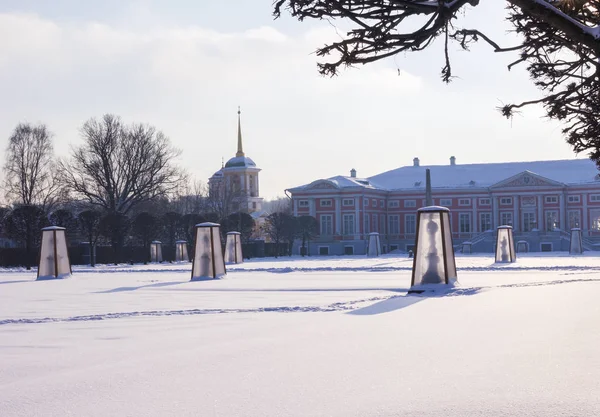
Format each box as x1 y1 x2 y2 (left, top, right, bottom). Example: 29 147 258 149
320 199 332 207
480 212 492 232
343 214 355 235
343 198 354 206
389 215 400 235
459 213 471 233
405 214 416 234
545 196 558 204
298 200 309 207
459 199 471 206
440 198 452 206
388 200 400 208
568 195 580 203
545 211 558 231
479 198 491 205
500 212 513 227
569 210 581 229
500 197 513 205
320 215 333 235
404 200 416 208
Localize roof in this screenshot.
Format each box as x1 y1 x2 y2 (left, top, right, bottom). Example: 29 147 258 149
289 159 600 193
225 156 257 169
369 159 599 190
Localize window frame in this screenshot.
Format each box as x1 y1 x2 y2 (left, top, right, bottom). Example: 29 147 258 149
458 198 471 206
320 214 333 236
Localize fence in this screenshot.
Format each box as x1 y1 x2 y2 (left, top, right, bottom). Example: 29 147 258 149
0 241 291 267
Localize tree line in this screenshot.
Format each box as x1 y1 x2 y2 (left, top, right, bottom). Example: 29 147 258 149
0 115 320 267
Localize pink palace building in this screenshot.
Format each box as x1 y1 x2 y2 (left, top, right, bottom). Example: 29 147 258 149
285 157 600 255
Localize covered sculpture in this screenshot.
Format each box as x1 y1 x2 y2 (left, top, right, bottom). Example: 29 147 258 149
409 206 457 292
150 240 163 263
37 226 72 280
495 226 516 263
569 228 583 255
367 232 381 257
225 231 243 264
175 240 189 262
191 222 226 280
517 240 528 253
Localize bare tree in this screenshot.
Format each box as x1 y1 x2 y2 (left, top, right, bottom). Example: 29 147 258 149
206 177 248 220
62 114 186 216
77 209 102 266
275 0 600 164
3 123 60 209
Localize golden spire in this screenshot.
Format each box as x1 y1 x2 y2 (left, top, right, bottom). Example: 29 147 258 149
236 106 245 157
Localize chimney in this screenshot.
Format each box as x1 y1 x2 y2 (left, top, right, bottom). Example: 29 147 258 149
413 157 420 167
450 156 456 166
350 168 357 178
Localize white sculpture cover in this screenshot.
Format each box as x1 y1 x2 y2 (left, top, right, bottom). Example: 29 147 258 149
150 241 162 263
191 223 226 280
569 228 583 254
411 207 457 290
37 226 71 280
367 233 381 257
225 232 243 264
175 240 189 262
495 226 516 263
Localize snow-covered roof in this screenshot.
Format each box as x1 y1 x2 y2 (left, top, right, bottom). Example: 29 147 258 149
224 156 256 169
288 176 380 192
288 159 600 193
368 159 599 190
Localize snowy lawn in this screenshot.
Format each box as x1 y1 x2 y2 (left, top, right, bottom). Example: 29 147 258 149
1 253 600 416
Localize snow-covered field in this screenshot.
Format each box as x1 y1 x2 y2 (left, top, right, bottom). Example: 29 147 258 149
2 253 600 416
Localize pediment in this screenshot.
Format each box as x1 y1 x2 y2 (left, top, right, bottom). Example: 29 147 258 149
490 171 564 189
305 179 340 190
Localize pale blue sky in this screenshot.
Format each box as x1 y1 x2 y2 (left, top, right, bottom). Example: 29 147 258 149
0 1 583 199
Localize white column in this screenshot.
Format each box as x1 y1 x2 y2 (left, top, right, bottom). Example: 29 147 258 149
513 196 519 232
255 174 260 197
493 196 499 229
354 197 360 240
335 197 341 235
537 195 543 231
240 174 245 191
559 192 566 231
472 203 477 234
583 193 589 234
309 198 316 218
293 199 298 217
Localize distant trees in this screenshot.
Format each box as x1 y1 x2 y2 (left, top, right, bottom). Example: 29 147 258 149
221 212 255 243
264 212 299 257
77 210 102 267
61 114 185 215
99 212 130 264
3 205 48 269
297 216 318 256
2 123 60 208
132 212 158 264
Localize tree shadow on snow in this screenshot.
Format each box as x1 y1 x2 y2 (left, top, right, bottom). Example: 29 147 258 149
348 287 485 316
94 281 187 293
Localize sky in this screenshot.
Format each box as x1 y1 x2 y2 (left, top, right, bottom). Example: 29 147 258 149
0 0 586 200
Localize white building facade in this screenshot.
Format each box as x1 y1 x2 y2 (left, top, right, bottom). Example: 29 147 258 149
286 157 600 255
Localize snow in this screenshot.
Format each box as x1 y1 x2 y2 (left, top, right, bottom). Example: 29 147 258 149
2 253 600 416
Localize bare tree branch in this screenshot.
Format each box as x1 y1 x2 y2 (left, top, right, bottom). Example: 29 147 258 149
61 114 186 215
